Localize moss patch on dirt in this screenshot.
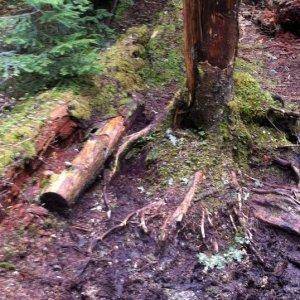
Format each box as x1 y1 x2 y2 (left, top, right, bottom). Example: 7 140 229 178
143 70 290 201
139 0 185 87
0 95 61 174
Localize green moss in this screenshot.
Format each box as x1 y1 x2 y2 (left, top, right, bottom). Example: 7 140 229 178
0 261 16 271
230 71 278 121
235 58 261 75
224 71 290 166
0 95 61 174
98 26 149 91
139 1 185 87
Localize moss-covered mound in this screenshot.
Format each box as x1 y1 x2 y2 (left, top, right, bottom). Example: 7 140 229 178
139 0 185 87
227 71 290 164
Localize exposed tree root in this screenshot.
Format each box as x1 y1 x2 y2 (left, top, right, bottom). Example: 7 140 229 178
253 197 300 236
251 188 298 203
160 171 203 241
273 157 300 187
101 96 178 213
102 122 156 213
89 200 165 252
269 107 300 119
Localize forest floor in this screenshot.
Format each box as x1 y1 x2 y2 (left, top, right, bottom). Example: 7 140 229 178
0 1 299 299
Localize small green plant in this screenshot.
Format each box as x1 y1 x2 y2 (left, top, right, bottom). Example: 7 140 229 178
0 0 112 93
197 233 249 272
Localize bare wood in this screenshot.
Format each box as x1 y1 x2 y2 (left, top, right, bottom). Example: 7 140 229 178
160 171 203 241
40 116 126 211
183 0 202 99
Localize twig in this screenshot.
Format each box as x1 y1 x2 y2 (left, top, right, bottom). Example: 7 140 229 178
229 214 238 232
102 123 154 211
200 209 206 239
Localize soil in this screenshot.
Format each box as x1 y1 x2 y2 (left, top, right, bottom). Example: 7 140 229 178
0 1 299 300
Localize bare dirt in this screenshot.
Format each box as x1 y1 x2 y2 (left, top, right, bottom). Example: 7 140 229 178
0 1 299 300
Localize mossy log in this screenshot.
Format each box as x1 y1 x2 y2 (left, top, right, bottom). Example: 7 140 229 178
40 116 126 211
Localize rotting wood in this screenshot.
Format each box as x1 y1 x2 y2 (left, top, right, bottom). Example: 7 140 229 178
0 104 78 208
40 116 126 211
160 171 203 241
183 0 240 128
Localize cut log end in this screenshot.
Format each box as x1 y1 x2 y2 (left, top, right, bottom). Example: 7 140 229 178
40 192 69 212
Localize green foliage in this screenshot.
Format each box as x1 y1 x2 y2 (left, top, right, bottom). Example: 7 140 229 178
0 0 112 93
197 233 249 272
115 0 134 20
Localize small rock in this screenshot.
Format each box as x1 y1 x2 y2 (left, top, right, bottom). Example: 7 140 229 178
52 264 62 271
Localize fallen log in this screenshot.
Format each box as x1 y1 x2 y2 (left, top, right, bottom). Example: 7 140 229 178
40 116 126 211
160 171 203 241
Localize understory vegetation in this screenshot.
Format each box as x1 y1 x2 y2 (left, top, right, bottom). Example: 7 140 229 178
0 0 112 94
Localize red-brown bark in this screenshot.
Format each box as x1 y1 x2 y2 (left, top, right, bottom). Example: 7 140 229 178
183 0 240 128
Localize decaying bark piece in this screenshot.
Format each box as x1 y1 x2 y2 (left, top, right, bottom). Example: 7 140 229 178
160 171 203 241
40 116 126 211
183 0 240 128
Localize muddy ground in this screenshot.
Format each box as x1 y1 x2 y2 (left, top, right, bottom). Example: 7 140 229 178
0 1 299 299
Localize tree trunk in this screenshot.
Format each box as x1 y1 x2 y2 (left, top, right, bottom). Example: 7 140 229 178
183 0 240 128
